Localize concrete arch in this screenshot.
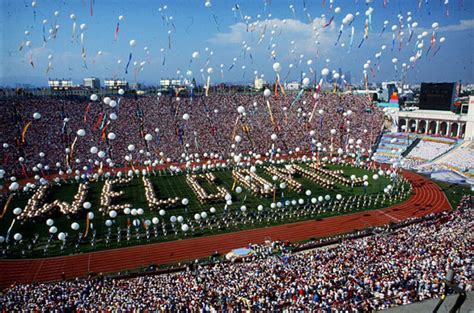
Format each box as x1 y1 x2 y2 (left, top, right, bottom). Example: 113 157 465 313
399 119 407 132
427 120 437 135
460 123 466 138
450 123 459 137
439 121 448 136
408 119 417 133
418 120 427 134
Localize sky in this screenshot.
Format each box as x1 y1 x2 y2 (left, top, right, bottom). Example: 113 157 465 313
0 0 473 87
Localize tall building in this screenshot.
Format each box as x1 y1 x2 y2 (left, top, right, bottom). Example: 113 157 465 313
83 77 100 89
344 71 351 85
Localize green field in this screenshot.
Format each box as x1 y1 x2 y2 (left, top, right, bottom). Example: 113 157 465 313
432 179 472 209
0 162 409 258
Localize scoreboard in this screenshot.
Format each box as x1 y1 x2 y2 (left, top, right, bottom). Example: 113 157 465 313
419 82 456 111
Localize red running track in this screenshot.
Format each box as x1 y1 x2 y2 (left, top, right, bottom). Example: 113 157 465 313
0 171 451 289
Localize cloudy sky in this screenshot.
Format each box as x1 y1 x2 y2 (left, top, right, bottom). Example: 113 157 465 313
1 0 473 86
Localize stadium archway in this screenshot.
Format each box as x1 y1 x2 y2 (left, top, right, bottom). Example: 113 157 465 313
408 119 417 132
418 120 427 134
449 123 458 138
460 123 466 138
398 119 407 132
439 121 448 136
427 120 437 135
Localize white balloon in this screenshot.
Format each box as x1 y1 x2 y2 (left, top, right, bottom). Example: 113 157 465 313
77 129 86 137
14 233 22 241
33 112 41 120
9 182 19 191
129 39 137 47
272 62 281 72
71 222 80 230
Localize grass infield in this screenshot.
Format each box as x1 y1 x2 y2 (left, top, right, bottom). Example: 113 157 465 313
0 162 408 258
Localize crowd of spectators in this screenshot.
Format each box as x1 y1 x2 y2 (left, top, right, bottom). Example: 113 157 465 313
0 93 383 179
1 197 471 311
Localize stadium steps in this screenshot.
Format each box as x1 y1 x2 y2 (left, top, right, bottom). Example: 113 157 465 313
432 140 469 164
373 133 415 163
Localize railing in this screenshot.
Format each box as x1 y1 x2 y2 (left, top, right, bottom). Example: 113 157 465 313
402 137 421 157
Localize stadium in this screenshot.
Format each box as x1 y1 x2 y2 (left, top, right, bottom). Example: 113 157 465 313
0 0 472 311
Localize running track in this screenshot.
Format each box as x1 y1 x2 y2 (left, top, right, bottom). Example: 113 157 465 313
0 171 451 289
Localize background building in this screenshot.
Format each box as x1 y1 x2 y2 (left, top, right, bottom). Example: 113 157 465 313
83 77 101 89
48 79 74 90
104 79 128 90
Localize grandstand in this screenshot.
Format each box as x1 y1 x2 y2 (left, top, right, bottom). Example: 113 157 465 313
373 132 416 163
403 136 458 169
434 140 474 173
